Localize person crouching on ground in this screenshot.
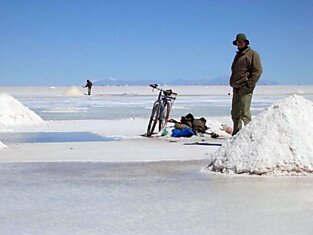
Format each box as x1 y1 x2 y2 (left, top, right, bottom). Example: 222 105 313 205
230 33 263 135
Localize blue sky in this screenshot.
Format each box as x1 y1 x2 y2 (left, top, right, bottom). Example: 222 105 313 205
1 0 313 86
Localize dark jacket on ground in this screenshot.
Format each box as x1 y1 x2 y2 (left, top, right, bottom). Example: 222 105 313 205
230 47 262 93
176 113 208 133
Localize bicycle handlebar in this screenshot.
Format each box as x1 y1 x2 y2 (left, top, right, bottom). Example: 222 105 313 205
150 84 158 89
149 84 177 96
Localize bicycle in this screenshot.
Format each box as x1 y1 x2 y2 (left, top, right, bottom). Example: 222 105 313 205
146 84 177 137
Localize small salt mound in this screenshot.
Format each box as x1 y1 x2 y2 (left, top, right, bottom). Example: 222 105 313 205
207 95 313 176
295 89 305 94
0 141 7 150
0 93 44 126
63 86 85 96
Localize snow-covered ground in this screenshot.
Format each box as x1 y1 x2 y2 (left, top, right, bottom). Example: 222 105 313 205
1 85 313 234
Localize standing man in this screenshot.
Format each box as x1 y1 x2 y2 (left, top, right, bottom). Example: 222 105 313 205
230 33 263 135
84 79 93 95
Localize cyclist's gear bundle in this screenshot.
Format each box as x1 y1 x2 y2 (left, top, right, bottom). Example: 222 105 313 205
177 113 208 133
172 113 220 138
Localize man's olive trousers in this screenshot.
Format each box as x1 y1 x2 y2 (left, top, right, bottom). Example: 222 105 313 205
231 88 253 135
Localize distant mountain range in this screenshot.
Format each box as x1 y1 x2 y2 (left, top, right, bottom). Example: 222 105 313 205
93 76 279 86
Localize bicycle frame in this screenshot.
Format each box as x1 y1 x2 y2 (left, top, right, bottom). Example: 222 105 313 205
153 85 176 120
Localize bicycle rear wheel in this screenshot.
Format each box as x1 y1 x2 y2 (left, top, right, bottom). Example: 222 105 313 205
147 103 160 137
159 103 171 131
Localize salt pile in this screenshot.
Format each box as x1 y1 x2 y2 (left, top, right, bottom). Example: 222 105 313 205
0 93 44 126
207 95 313 176
62 86 85 96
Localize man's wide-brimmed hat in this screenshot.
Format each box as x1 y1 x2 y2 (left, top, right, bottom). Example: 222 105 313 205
233 33 250 45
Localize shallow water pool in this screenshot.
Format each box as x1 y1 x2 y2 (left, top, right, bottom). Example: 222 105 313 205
0 132 120 144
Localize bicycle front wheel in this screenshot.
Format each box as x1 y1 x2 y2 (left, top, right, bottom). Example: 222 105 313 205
159 102 171 131
147 103 160 137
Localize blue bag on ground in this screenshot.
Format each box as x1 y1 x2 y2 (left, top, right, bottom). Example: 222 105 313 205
171 128 195 137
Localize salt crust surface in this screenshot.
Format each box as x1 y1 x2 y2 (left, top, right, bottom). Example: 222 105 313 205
208 95 313 176
0 93 44 127
0 141 6 149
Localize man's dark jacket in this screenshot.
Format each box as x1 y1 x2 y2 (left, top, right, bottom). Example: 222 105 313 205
230 47 263 93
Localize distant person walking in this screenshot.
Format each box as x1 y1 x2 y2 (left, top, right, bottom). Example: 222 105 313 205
84 79 93 95
230 33 263 135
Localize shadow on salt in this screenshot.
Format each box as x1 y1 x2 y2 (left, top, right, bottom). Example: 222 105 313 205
0 132 120 144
